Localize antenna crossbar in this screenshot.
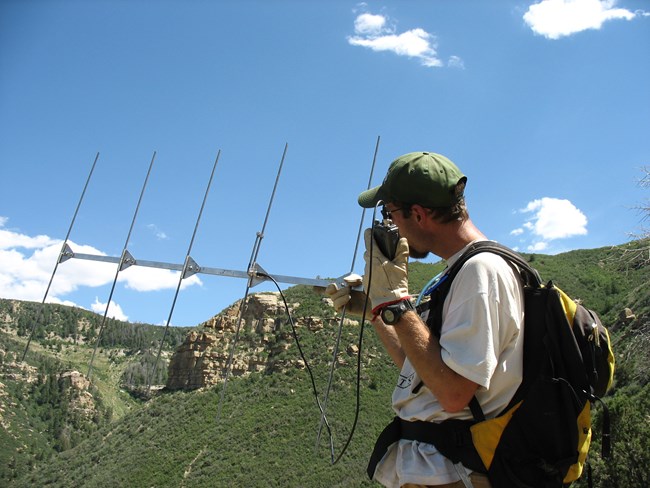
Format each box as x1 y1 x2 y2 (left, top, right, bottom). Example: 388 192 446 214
64 249 338 288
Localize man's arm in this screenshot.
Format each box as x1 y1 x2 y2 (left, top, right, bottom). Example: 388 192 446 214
371 319 406 368
375 310 478 413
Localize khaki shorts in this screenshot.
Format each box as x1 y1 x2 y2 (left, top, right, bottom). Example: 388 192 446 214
401 472 491 488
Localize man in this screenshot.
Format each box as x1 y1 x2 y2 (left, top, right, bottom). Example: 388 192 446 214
326 152 525 488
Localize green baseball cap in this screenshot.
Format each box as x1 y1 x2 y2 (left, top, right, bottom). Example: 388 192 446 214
357 152 467 208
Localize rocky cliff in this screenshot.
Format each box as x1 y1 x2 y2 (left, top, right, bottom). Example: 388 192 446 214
165 292 350 391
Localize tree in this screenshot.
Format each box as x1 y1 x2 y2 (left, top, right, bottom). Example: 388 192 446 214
638 165 649 230
618 166 650 268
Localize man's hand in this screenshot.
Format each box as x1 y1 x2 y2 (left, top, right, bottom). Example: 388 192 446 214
363 228 409 311
323 273 369 317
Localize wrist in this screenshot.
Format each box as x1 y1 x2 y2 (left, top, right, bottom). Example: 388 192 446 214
370 288 409 312
371 296 413 320
378 299 415 325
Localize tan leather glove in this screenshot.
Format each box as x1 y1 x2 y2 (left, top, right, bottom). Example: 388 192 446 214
363 228 409 311
323 274 369 317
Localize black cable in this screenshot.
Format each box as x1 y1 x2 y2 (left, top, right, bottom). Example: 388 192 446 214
331 289 371 465
259 203 382 465
257 272 337 462
331 205 381 465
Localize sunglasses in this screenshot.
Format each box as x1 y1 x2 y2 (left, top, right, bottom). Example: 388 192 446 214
381 206 404 220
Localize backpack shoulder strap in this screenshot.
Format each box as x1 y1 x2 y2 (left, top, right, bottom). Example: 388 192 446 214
447 241 542 288
423 241 541 338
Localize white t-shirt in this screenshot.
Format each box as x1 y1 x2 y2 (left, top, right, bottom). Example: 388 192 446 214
374 240 525 487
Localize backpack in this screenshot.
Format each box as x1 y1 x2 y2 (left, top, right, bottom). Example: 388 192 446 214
367 241 615 488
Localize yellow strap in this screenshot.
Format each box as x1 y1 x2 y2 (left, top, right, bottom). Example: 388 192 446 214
564 402 592 483
556 286 577 324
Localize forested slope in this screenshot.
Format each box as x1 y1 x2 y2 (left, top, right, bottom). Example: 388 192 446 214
1 240 648 487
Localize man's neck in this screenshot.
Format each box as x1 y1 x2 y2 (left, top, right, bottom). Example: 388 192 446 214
435 219 486 260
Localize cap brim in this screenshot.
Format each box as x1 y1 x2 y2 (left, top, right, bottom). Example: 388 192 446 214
357 185 384 208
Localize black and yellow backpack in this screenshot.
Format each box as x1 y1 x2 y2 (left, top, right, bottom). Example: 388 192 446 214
367 241 615 488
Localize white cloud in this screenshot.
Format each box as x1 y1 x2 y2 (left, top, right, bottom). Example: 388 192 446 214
348 9 454 68
354 13 386 35
523 0 640 39
92 297 128 321
146 223 168 240
528 241 550 252
0 227 57 251
48 297 80 308
521 197 588 239
510 197 588 252
118 265 201 292
448 55 465 69
0 219 201 315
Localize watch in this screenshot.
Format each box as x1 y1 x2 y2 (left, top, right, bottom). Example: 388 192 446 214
380 299 415 325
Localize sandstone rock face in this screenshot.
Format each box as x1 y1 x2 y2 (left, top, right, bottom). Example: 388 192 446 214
0 351 38 383
165 292 344 391
58 370 98 421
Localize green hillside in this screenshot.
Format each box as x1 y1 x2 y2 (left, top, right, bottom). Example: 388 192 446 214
1 240 649 487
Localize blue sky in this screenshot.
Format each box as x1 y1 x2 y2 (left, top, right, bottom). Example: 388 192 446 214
1 0 648 327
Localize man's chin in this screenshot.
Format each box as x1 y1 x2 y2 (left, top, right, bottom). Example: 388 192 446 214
409 249 429 260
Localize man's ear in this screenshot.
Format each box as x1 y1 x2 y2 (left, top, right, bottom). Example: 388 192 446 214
411 204 426 224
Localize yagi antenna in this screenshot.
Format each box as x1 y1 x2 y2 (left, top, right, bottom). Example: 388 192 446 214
20 144 370 462
21 146 350 360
